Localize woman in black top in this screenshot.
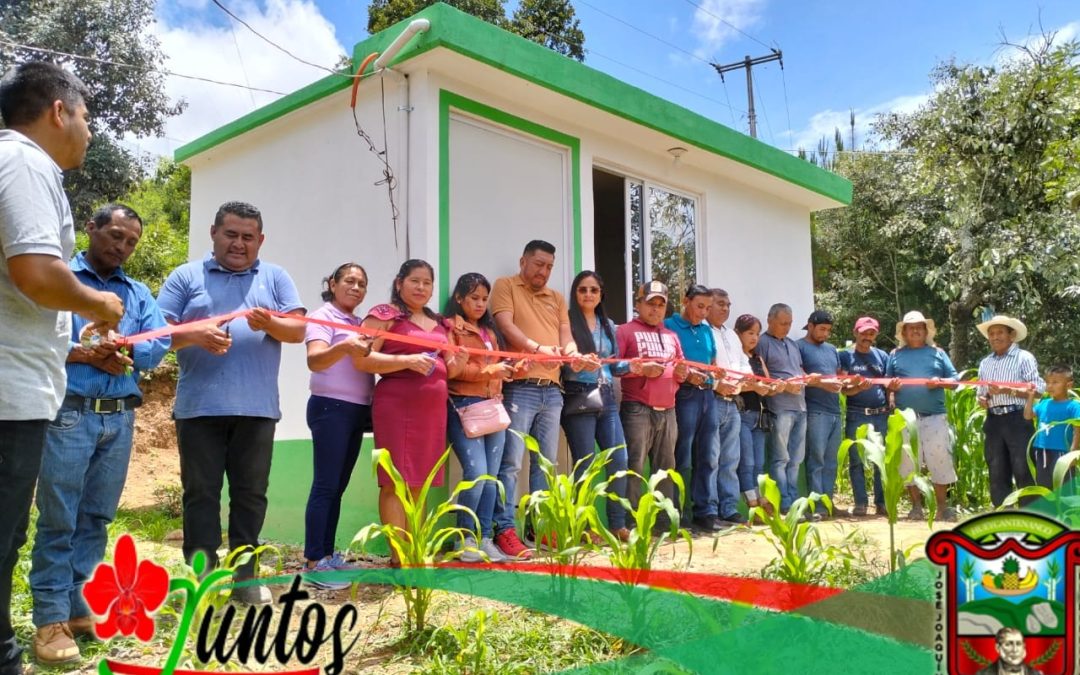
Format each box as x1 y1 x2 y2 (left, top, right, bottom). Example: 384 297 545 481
735 314 777 513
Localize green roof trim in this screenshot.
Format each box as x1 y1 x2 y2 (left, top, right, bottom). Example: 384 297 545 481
175 2 851 205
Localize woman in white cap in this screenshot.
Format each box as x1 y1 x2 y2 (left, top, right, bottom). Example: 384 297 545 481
885 311 960 520
975 315 1044 507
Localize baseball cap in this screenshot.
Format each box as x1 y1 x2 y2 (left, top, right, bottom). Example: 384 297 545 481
854 316 880 333
803 310 834 330
635 280 669 302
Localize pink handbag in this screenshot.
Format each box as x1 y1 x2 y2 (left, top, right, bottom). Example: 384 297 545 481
456 398 511 439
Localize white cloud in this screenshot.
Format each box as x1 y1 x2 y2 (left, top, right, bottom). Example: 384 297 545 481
689 0 768 61
124 0 347 158
996 20 1080 65
787 93 929 154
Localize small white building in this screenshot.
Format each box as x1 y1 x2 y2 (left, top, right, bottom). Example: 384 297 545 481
175 2 850 544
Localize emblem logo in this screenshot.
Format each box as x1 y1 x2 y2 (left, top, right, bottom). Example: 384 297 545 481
927 512 1080 674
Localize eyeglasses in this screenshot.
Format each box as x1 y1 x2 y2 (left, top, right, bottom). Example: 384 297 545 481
577 286 602 294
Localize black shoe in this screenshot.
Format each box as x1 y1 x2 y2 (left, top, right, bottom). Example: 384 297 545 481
720 512 749 526
691 516 721 533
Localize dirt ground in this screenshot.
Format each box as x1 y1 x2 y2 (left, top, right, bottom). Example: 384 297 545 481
122 369 950 579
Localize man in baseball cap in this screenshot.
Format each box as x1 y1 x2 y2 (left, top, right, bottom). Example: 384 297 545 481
839 316 891 516
797 310 843 518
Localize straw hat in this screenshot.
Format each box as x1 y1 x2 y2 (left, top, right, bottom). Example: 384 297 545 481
895 310 937 345
976 315 1027 342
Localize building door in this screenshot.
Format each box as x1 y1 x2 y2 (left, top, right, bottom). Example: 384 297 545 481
592 167 700 320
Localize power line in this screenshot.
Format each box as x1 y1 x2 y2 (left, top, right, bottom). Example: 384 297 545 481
576 0 711 65
680 0 772 50
210 0 345 77
0 38 289 95
779 64 794 147
512 16 737 114
752 74 774 145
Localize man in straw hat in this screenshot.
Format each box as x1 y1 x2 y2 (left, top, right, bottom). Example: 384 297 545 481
885 311 960 520
975 315 1044 507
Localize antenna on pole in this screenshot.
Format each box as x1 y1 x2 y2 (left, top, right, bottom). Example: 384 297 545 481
713 49 783 139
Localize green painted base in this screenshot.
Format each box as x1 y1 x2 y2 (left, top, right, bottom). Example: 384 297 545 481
246 438 449 556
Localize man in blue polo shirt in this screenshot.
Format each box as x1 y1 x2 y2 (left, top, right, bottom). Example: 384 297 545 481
798 310 845 518
29 204 169 665
839 316 891 516
665 285 722 531
158 201 306 603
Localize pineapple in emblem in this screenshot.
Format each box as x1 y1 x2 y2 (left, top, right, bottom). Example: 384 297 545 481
1003 556 1020 590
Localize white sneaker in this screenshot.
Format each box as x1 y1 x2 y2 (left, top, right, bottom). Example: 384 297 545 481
479 537 509 563
458 535 483 563
231 583 272 604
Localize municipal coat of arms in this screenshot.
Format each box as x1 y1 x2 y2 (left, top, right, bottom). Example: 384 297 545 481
927 512 1079 675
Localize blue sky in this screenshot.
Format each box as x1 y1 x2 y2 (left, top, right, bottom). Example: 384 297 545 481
135 0 1079 158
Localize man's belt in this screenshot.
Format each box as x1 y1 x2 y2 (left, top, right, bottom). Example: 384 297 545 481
714 394 737 403
988 404 1024 416
513 377 558 388
63 394 142 414
852 405 891 416
681 382 711 391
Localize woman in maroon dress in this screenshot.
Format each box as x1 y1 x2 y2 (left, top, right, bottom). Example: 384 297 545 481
355 260 464 560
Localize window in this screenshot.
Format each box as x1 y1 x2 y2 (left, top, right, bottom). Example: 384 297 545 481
627 181 699 314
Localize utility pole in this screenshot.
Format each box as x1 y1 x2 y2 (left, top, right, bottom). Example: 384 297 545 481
712 49 783 138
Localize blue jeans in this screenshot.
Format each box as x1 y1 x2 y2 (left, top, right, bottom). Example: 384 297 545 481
447 396 506 538
738 409 768 499
494 382 563 533
304 395 370 561
846 411 887 507
806 411 842 511
714 398 742 517
674 386 719 520
30 402 134 627
560 382 629 530
768 409 806 510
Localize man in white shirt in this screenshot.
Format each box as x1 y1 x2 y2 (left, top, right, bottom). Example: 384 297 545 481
707 288 750 524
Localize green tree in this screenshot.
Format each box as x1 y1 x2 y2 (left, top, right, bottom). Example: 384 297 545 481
875 37 1080 367
75 160 191 294
367 0 508 33
1 0 185 221
510 0 585 62
367 0 586 62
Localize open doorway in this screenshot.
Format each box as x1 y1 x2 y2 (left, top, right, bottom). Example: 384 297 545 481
593 167 700 321
592 167 628 322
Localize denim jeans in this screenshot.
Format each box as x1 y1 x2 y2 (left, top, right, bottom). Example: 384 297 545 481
448 396 506 538
304 395 370 561
30 402 135 627
714 399 743 518
768 409 806 510
674 386 719 519
620 401 678 510
0 420 47 671
738 409 767 499
806 411 841 511
493 382 563 533
176 416 276 578
560 382 629 530
845 411 887 507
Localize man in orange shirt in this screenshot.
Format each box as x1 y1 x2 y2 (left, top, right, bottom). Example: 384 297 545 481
490 240 583 557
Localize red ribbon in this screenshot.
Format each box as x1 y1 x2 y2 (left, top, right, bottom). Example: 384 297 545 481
115 309 1035 391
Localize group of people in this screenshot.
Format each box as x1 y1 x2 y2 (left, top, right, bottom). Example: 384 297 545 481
2 60 1077 675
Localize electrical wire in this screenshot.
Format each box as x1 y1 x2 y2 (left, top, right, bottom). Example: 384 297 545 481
576 0 711 65
752 73 774 145
0 38 289 95
779 60 794 147
680 0 772 50
210 0 347 77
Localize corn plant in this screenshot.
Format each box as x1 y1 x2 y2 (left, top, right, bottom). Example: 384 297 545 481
1001 450 1080 529
351 447 493 633
946 378 990 510
597 467 692 584
514 432 614 567
745 473 841 585
840 408 935 572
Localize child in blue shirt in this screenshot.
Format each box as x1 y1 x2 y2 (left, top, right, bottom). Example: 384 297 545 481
1024 364 1080 494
